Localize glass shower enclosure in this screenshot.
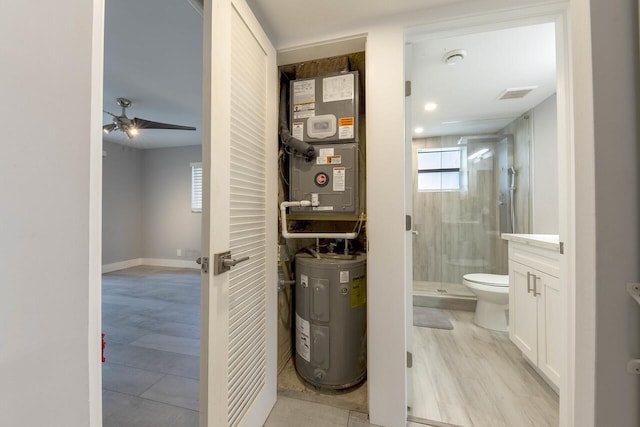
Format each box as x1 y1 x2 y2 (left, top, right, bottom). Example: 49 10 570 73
412 134 520 298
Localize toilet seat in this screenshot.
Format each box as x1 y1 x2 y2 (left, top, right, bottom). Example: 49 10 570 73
463 273 509 287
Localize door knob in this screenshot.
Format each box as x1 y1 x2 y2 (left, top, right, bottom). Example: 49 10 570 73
214 251 250 275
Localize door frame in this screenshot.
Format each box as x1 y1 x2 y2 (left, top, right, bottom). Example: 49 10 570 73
403 4 575 426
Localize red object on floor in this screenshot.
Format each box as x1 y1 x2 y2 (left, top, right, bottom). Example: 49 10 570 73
102 333 106 363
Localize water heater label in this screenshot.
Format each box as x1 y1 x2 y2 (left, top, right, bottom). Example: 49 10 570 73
351 276 367 308
340 271 349 283
333 167 346 192
323 74 354 103
295 313 311 362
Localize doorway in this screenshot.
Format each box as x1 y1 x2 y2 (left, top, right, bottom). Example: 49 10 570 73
100 0 204 424
405 14 569 426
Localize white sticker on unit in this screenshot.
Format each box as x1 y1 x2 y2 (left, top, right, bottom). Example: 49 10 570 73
340 271 350 283
292 122 304 141
293 79 315 104
319 148 335 158
339 125 354 139
293 109 315 119
333 167 346 192
295 313 311 362
313 206 334 211
316 156 327 165
323 74 355 103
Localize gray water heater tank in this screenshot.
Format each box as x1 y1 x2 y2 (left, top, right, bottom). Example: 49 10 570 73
294 252 367 389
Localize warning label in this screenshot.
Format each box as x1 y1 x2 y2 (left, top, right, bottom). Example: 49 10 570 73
295 313 311 362
351 276 367 308
333 167 345 192
338 117 354 140
292 122 304 141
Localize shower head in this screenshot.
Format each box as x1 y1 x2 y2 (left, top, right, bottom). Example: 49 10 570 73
508 167 516 190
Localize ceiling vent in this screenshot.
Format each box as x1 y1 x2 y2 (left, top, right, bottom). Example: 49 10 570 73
498 87 537 100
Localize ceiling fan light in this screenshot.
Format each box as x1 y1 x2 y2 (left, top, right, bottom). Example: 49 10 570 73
130 128 139 136
103 124 116 134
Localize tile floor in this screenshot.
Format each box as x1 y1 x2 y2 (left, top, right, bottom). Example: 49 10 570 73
102 266 201 427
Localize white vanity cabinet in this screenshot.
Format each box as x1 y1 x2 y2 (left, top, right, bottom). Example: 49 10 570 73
503 234 561 389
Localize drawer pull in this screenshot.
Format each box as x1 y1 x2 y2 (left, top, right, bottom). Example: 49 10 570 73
526 272 533 294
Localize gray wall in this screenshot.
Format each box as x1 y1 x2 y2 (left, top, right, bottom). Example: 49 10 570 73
532 94 558 233
102 141 143 264
142 145 202 261
102 143 201 265
589 0 640 425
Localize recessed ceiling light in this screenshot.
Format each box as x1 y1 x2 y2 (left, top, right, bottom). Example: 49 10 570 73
414 127 424 134
424 102 438 111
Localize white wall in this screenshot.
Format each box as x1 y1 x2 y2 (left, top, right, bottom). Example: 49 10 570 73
366 24 408 426
572 0 640 425
142 145 202 261
102 141 143 264
532 94 559 233
0 0 103 425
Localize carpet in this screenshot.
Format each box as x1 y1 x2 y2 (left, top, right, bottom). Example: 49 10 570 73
413 306 454 330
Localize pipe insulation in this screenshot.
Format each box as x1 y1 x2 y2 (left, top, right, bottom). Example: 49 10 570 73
279 77 315 160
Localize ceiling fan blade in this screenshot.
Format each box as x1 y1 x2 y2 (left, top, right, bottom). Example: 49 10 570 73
132 117 196 131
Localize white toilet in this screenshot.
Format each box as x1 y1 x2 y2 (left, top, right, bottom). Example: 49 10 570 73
462 273 509 332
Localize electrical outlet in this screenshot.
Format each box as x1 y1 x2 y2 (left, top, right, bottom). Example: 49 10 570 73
177 249 182 257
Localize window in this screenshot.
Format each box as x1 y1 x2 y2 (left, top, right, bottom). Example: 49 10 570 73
191 162 202 212
417 148 465 192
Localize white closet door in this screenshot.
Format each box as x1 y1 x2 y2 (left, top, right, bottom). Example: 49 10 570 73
200 0 277 425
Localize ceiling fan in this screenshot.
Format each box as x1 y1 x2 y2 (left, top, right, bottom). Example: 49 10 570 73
103 98 196 139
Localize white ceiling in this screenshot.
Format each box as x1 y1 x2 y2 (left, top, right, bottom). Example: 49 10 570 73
103 0 203 149
409 22 557 137
245 0 462 48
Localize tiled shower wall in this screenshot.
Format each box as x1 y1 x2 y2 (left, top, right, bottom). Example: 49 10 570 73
412 117 531 286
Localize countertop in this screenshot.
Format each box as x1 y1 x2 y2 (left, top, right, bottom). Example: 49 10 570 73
501 233 560 252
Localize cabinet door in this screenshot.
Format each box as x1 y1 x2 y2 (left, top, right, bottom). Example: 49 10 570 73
535 271 561 387
509 261 538 363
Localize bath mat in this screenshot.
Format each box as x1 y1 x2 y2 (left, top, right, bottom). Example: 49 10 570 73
413 306 454 330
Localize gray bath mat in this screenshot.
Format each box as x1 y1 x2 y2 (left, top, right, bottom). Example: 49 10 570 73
413 306 454 330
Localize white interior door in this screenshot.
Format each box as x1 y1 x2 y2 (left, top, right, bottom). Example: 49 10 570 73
200 0 278 425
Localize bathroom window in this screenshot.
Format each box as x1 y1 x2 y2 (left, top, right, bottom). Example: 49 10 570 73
417 148 465 192
191 162 202 212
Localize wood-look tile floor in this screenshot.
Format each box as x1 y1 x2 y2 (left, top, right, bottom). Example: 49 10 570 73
410 309 559 427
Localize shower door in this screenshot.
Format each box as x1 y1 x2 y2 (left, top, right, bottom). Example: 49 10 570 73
412 135 513 298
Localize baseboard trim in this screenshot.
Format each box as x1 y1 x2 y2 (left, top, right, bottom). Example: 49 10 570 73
102 258 143 273
141 258 200 270
102 257 199 273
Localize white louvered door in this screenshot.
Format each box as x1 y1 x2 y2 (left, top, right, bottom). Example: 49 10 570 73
201 0 277 426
